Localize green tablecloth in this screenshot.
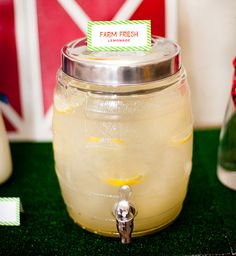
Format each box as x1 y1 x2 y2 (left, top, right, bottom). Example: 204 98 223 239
0 130 235 255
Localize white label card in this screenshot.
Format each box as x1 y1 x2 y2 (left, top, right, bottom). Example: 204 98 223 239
87 20 151 51
0 197 20 226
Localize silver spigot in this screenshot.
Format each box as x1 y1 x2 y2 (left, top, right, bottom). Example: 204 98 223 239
114 185 135 244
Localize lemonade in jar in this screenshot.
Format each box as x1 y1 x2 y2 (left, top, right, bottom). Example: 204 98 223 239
53 36 193 242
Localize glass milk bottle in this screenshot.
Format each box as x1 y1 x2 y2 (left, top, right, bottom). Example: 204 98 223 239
0 109 12 184
217 58 236 190
52 36 193 243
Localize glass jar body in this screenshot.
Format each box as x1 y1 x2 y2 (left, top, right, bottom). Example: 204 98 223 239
53 68 193 237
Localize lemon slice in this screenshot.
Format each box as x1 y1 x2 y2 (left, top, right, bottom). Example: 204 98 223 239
54 94 82 114
110 138 125 144
170 128 193 145
106 174 143 186
87 137 101 143
54 96 72 113
87 137 125 144
56 105 74 114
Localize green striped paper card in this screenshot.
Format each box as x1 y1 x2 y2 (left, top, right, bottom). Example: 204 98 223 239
0 197 20 226
87 20 151 51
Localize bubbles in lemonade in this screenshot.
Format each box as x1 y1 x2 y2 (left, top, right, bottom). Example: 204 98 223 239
52 78 193 236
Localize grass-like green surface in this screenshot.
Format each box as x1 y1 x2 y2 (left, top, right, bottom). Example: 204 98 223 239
0 130 235 255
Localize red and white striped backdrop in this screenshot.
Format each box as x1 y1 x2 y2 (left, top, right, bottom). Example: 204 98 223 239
0 0 177 141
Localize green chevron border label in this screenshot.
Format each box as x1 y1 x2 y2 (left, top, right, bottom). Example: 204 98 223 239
0 197 20 226
87 20 151 51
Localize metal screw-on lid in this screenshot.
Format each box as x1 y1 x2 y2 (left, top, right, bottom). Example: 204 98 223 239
61 36 181 85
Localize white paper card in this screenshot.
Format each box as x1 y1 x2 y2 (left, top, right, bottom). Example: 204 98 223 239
87 20 151 51
0 197 20 226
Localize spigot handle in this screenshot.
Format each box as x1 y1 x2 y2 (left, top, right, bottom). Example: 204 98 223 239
114 185 135 244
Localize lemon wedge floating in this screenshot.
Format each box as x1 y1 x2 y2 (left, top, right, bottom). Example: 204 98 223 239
106 174 143 186
54 96 73 113
54 93 83 114
170 129 193 145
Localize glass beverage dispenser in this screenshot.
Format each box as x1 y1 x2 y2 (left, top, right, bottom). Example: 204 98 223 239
53 36 193 243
